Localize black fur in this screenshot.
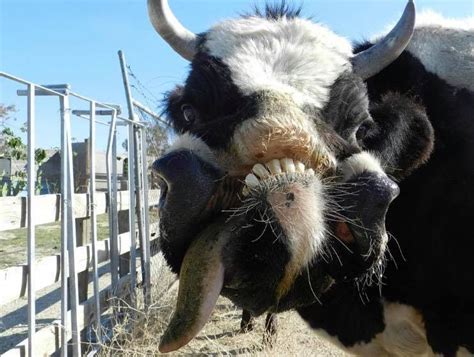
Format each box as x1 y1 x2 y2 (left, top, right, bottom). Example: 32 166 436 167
221 214 291 316
165 52 259 149
297 45 474 355
298 283 385 346
322 72 372 146
377 49 474 354
247 0 302 20
366 92 434 180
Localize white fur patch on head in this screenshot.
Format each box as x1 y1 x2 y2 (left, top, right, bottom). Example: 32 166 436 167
205 16 353 109
339 152 384 181
165 133 216 165
373 10 474 91
407 11 474 92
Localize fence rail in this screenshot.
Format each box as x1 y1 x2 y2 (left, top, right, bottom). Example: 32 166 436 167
0 58 163 356
0 189 159 232
0 220 159 307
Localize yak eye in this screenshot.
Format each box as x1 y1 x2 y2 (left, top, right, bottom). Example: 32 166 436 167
356 119 373 141
181 104 197 124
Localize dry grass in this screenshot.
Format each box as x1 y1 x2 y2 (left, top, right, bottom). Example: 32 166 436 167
98 255 348 357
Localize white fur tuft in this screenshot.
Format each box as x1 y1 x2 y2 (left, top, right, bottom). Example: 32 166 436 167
205 16 353 109
339 152 384 181
165 133 216 164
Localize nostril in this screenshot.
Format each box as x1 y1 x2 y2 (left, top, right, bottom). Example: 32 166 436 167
152 153 183 187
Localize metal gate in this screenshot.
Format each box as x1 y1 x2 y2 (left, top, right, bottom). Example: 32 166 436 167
0 50 162 356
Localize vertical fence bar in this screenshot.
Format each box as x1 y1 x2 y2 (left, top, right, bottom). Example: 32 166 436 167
106 110 119 293
133 128 146 299
26 84 36 357
111 115 119 286
64 94 82 357
89 101 101 342
59 96 69 357
119 50 137 307
119 50 147 304
127 122 137 308
140 131 151 308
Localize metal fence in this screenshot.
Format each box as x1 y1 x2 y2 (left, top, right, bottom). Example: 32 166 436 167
0 51 161 356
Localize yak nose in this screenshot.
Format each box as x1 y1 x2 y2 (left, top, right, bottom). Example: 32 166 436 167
152 150 222 216
345 171 399 229
363 172 400 211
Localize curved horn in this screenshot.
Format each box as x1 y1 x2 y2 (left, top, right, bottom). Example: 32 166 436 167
352 0 416 79
147 0 197 61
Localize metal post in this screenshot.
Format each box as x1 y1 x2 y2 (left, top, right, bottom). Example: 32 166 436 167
133 128 146 297
89 101 101 342
63 94 81 357
26 84 36 356
106 110 119 292
141 131 151 308
127 123 137 308
119 50 138 307
59 96 69 357
112 116 119 283
119 50 148 303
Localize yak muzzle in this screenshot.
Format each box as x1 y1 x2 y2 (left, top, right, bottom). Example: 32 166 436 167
347 171 400 236
152 150 226 275
153 150 222 214
329 171 400 279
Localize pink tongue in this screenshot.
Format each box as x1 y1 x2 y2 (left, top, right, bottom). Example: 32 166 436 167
159 222 228 353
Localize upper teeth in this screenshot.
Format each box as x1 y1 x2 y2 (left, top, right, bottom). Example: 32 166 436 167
296 161 306 173
252 163 270 179
267 159 282 175
281 158 295 173
243 157 315 193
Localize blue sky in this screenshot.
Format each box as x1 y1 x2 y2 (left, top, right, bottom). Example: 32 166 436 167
1 0 472 150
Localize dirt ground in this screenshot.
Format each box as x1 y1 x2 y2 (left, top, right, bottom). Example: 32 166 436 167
1 215 348 356
99 260 349 357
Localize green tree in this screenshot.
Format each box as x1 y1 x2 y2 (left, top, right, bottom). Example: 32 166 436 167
0 104 18 154
0 104 47 196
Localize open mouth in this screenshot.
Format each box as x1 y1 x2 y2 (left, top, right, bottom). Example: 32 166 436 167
240 155 358 247
242 157 319 195
153 137 399 353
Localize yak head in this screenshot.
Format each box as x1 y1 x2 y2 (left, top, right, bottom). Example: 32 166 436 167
150 0 432 352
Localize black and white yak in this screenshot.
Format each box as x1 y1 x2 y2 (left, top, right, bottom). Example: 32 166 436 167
149 0 474 355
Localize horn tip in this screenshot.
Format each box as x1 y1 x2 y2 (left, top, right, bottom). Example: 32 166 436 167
406 0 416 13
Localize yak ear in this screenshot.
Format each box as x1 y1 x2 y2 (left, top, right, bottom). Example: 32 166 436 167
362 92 434 181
